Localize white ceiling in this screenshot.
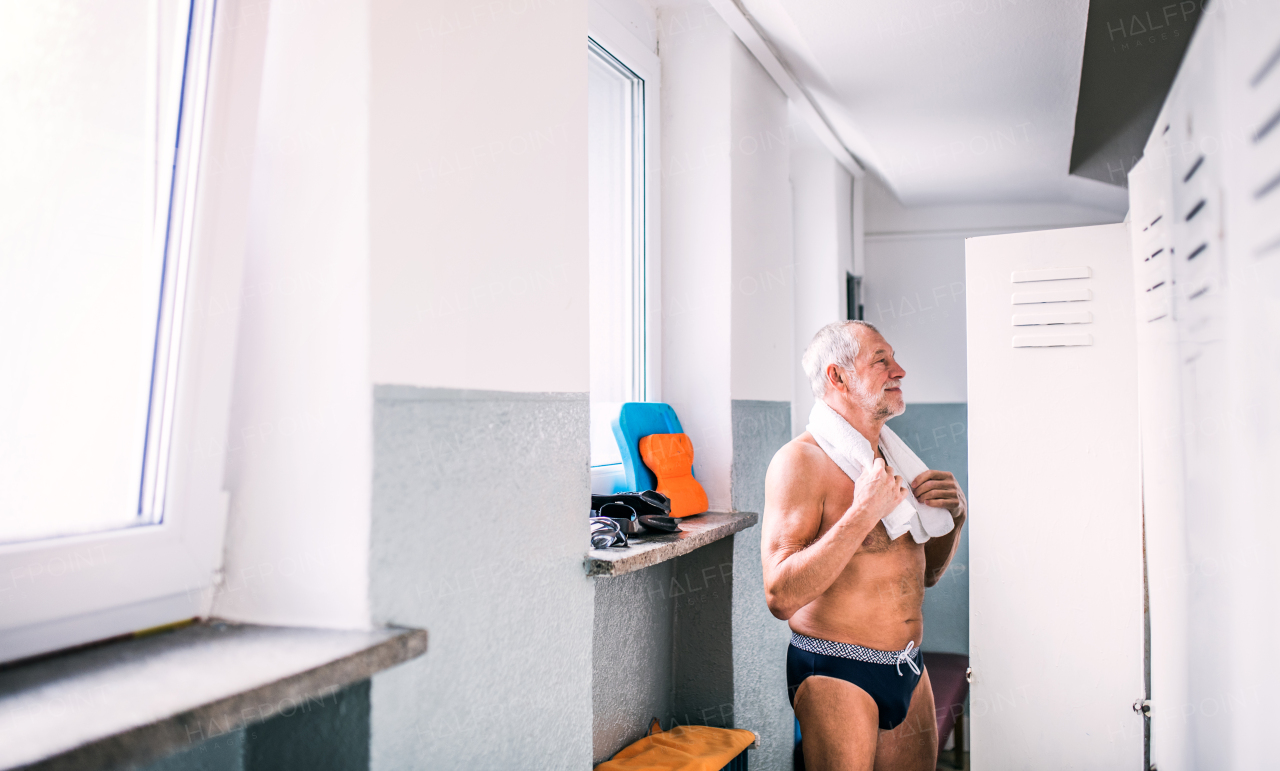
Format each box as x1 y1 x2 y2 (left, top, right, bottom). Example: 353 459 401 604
740 0 1129 211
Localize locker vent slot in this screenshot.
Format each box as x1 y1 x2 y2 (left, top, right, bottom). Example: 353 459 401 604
1012 311 1092 326
1010 266 1091 283
1256 170 1280 200
1011 288 1092 305
1183 155 1205 183
1250 39 1280 86
1253 104 1280 143
1012 333 1093 348
1247 34 1280 259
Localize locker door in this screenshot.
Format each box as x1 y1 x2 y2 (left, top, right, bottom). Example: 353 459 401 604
1220 3 1280 769
966 223 1145 770
1128 149 1192 771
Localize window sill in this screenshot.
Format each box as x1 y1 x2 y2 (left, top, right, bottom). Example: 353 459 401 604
586 511 758 577
0 620 427 771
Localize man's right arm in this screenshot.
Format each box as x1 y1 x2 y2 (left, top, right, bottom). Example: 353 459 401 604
760 444 904 620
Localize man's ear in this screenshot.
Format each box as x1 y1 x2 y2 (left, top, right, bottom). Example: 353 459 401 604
826 364 844 391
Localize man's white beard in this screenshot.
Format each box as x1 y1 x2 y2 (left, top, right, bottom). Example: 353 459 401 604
850 377 904 420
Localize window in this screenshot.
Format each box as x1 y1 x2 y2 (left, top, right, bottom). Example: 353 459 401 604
0 0 229 663
588 41 645 409
587 8 659 492
0 0 191 544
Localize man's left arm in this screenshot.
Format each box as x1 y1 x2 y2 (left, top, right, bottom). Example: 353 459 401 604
914 470 967 587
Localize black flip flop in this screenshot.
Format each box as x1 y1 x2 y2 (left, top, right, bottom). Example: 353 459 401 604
591 491 672 518
638 515 681 533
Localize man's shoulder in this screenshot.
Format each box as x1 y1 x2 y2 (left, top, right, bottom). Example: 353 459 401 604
769 433 833 477
766 434 844 510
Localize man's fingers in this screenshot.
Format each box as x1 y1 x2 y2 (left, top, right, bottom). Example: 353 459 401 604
913 479 957 495
917 486 957 497
911 470 941 486
917 488 958 500
919 494 959 507
919 493 959 504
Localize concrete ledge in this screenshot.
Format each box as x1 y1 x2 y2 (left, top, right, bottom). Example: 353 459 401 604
0 621 427 771
586 512 758 577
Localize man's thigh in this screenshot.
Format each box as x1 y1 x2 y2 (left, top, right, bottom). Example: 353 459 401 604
793 675 879 771
873 667 938 771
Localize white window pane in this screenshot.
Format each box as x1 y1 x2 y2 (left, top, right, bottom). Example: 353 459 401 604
588 42 644 467
0 1 189 543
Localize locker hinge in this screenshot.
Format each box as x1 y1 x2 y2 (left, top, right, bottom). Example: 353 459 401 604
1133 699 1151 717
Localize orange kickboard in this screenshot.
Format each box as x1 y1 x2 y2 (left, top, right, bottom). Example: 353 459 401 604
638 433 708 518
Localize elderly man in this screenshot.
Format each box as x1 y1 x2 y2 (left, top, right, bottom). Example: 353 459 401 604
762 320 967 770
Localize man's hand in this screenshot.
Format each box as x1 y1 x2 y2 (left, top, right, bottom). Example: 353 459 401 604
911 470 967 520
851 457 907 521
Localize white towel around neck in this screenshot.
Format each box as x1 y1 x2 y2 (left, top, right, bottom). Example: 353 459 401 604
806 400 954 544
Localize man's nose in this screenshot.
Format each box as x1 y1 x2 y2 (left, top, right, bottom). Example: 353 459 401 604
890 359 906 379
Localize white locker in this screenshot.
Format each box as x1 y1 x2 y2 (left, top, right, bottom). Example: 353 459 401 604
966 223 1145 769
1123 4 1280 768
1128 146 1192 771
1219 3 1280 768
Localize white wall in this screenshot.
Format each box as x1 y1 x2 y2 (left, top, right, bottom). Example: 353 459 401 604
215 0 371 630
369 0 589 394
863 173 1122 403
789 114 853 433
862 235 968 403
729 41 793 404
659 0 829 506
365 2 595 769
658 0 735 510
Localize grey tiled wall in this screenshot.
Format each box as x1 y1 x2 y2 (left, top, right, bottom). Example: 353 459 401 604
730 400 794 771
368 386 594 771
888 402 969 656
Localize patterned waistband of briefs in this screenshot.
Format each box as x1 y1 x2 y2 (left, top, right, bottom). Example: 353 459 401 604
790 631 921 665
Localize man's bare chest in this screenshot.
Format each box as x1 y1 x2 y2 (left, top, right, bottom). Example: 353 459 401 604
817 476 907 556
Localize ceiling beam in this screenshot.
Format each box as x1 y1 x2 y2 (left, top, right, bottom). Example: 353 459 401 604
706 0 865 178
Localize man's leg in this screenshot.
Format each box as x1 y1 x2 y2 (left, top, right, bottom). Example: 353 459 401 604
873 667 938 771
793 675 880 771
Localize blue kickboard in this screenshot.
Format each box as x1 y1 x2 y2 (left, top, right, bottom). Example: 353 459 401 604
610 402 687 492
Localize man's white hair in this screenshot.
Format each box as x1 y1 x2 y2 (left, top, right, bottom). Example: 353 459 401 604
801 320 881 398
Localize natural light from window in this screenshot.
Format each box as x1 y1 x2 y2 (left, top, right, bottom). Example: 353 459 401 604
587 39 646 470
0 1 191 543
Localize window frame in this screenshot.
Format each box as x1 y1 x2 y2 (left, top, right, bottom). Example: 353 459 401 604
0 0 239 664
587 0 661 488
